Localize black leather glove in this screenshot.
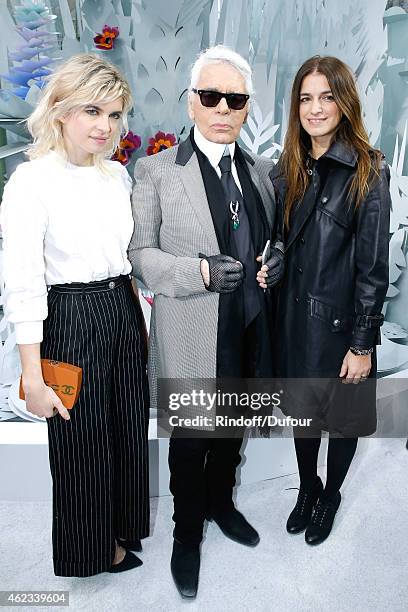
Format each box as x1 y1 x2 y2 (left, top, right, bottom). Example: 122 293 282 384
262 248 284 287
199 253 244 293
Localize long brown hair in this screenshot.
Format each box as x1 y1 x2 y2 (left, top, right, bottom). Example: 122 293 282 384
279 55 382 227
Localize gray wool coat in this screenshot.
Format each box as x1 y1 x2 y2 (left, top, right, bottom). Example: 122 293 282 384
128 135 277 413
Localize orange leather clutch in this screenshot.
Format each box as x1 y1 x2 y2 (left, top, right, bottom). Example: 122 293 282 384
19 359 83 410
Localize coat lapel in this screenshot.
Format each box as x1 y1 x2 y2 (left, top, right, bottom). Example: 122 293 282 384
285 182 316 251
246 163 273 227
285 141 357 251
176 138 219 252
239 147 273 227
285 141 357 250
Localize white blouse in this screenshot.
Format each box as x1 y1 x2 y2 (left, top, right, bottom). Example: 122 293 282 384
0 151 134 344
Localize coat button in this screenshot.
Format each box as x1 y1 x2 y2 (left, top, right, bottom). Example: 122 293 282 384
109 281 115 289
295 297 300 303
333 319 341 327
300 236 305 244
321 196 328 204
297 267 303 273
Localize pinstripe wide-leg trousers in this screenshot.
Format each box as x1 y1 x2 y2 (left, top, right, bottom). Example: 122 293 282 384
41 275 149 577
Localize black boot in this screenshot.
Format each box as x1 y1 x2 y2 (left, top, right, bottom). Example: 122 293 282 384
286 476 323 534
305 491 341 545
170 539 200 599
209 508 260 547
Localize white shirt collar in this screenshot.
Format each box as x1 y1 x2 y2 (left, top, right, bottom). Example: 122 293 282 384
193 125 236 169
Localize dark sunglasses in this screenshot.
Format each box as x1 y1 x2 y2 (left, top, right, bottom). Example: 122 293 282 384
191 88 250 110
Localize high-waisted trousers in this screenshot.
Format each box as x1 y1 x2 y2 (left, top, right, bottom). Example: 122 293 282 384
41 275 149 577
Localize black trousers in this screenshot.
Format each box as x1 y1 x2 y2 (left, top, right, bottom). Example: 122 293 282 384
169 433 243 544
42 276 149 577
167 316 266 545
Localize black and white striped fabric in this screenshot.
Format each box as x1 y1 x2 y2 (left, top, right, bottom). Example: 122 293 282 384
41 275 149 577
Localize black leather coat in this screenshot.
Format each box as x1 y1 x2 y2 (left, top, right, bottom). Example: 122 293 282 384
272 140 391 379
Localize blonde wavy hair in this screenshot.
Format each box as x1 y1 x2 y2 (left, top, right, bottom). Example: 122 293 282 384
26 54 133 169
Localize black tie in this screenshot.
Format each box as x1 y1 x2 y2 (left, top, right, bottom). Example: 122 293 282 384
218 153 260 327
219 154 243 209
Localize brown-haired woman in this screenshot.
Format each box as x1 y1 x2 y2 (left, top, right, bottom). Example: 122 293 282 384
271 56 391 545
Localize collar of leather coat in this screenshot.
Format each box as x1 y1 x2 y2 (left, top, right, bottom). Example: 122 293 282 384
314 139 358 167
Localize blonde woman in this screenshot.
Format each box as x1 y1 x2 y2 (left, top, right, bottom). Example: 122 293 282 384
0 55 149 576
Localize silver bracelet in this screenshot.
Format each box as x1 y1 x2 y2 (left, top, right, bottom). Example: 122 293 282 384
350 346 374 356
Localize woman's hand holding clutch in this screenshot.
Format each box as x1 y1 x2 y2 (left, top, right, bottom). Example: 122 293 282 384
21 377 71 420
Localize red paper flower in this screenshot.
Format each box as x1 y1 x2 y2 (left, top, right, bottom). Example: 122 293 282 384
142 293 154 307
111 148 129 165
120 131 141 151
146 131 177 156
111 131 141 166
94 25 119 50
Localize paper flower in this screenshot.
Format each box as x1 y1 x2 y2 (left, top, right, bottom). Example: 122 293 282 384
111 148 130 165
111 130 141 165
146 131 177 155
94 25 119 50
141 292 154 307
120 131 142 151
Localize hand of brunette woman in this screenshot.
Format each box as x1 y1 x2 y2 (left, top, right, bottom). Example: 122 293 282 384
339 350 371 384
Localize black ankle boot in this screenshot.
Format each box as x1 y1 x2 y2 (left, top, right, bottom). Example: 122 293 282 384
170 539 200 599
305 491 341 545
286 477 323 534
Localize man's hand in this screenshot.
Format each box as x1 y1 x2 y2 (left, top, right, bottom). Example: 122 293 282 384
199 253 244 293
256 248 284 289
339 351 372 384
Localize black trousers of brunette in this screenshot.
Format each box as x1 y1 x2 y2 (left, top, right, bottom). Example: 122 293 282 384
41 275 149 577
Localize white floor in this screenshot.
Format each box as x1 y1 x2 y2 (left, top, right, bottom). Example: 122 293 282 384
1 437 407 612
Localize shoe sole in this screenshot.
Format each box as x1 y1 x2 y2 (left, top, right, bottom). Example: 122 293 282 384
286 526 308 535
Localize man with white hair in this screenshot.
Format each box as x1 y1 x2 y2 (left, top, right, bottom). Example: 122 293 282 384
129 45 284 598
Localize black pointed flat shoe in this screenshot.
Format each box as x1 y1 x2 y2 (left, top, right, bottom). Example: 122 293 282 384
108 550 143 573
